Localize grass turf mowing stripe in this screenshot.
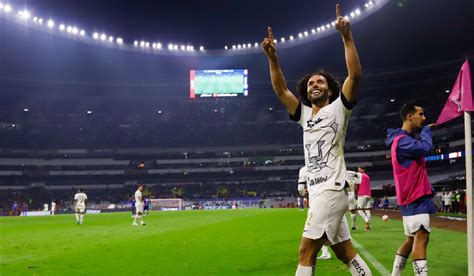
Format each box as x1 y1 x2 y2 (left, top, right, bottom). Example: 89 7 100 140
352 238 390 276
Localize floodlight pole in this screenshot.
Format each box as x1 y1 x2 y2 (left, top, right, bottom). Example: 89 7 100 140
465 111 473 275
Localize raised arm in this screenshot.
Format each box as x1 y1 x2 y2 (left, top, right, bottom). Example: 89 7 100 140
262 27 299 115
335 4 362 104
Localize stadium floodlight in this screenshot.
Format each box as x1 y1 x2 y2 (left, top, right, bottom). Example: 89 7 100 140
134 40 138 46
237 44 241 49
47 20 54 28
289 35 294 40
298 33 303 38
4 4 11 12
242 44 247 49
355 9 361 15
311 29 316 34
280 37 285 43
180 45 185 51
317 27 321 32
168 43 173 50
19 10 30 19
173 45 178 50
152 43 156 48
344 16 349 20
140 41 145 47
108 36 114 42
93 32 99 39
86 110 92 114
232 45 236 49
23 108 29 112
80 30 85 36
33 16 38 22
254 42 258 47
66 26 72 33
59 24 66 31
145 42 150 48
38 18 43 24
326 24 330 28
304 31 308 36
446 89 450 93
100 33 106 40
365 3 369 8
157 110 162 114
390 98 395 102
321 26 326 31
157 43 162 49
224 45 228 50
72 27 78 35
350 12 355 18
199 46 204 51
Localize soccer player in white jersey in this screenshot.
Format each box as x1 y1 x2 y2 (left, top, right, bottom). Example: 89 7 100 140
51 200 56 216
133 185 146 226
298 166 332 260
346 170 361 230
74 188 87 225
262 4 370 275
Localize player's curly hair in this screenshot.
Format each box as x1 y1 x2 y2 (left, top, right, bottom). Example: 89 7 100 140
296 70 341 107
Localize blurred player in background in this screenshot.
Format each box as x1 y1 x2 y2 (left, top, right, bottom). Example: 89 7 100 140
345 170 360 230
133 185 146 226
355 166 372 231
74 188 88 225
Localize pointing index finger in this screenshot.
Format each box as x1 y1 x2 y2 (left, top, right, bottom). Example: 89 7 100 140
268 27 274 41
336 3 341 18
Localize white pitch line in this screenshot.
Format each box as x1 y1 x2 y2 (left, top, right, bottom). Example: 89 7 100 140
352 238 391 276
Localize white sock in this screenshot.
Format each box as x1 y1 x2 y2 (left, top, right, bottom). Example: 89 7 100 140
358 210 368 222
321 246 329 256
139 216 144 224
391 254 408 276
80 214 84 223
75 213 79 222
413 260 428 275
347 254 372 276
366 210 371 222
133 215 137 223
295 265 314 276
351 213 356 227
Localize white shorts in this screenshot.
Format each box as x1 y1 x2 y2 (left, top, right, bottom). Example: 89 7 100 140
303 190 351 245
135 205 144 213
347 191 357 211
75 207 85 213
357 196 371 209
403 214 431 237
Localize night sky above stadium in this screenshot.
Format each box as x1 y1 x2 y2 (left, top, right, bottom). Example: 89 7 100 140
10 0 474 64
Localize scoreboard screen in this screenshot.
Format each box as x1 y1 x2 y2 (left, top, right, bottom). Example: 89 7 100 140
190 69 248 98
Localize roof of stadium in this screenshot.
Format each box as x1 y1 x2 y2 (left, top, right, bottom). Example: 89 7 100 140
10 0 474 67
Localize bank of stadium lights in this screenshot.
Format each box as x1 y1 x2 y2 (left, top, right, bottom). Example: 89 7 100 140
226 6 369 51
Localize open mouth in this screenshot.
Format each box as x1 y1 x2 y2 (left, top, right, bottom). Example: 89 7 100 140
311 89 322 96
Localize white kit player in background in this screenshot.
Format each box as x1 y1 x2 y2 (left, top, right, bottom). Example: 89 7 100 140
298 166 332 260
345 170 361 230
133 185 146 226
74 188 87 225
263 4 371 275
51 200 56 216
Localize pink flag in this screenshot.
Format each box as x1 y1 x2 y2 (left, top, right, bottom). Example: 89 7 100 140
436 60 473 125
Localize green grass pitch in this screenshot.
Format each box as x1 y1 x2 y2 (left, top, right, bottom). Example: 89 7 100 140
0 209 467 275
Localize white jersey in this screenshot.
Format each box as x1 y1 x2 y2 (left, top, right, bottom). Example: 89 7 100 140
294 97 352 198
74 192 87 208
51 202 56 211
135 190 143 207
345 171 361 192
298 166 309 185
